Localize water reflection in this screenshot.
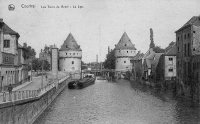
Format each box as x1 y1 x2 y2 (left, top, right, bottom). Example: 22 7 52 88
35 79 200 124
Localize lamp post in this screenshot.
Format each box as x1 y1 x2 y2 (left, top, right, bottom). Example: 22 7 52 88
30 56 33 82
41 54 45 88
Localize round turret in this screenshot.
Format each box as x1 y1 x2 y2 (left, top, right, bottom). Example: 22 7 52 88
59 33 82 73
114 32 137 72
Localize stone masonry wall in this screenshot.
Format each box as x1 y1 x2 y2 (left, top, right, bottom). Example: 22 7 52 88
0 78 69 124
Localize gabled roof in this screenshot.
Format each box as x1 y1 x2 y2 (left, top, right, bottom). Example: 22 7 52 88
60 33 82 51
115 32 136 50
144 51 163 69
152 53 163 69
165 43 176 56
176 16 200 32
132 52 144 61
1 21 20 37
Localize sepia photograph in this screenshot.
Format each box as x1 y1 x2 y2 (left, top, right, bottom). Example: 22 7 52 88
0 0 200 123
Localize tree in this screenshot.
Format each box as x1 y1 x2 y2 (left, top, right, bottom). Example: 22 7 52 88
22 43 36 60
103 49 115 69
32 58 40 72
42 60 51 71
81 61 87 70
32 59 50 71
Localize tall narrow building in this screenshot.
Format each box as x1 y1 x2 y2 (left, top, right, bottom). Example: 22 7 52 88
114 32 137 72
176 15 200 95
59 33 82 74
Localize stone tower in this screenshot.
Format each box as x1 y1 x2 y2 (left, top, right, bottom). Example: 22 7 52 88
59 33 82 74
114 32 137 72
149 28 155 48
51 46 58 75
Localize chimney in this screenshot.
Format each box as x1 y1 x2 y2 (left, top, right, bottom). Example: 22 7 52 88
96 54 98 63
108 46 110 53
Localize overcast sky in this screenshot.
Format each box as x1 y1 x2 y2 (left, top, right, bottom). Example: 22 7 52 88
0 0 200 62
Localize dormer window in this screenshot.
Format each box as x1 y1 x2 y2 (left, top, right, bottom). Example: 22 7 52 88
66 45 68 48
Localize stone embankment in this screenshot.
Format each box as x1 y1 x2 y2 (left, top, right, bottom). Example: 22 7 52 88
0 76 70 124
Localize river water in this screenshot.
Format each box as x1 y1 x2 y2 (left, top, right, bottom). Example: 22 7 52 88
34 78 200 124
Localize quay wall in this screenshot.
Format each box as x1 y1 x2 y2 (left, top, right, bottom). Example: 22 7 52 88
0 77 70 124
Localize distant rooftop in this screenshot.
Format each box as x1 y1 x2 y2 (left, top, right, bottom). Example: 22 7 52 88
176 16 200 32
165 42 176 56
131 52 144 61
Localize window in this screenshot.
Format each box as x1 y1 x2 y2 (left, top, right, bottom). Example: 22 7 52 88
188 33 190 38
169 58 173 61
4 40 10 48
184 44 186 56
124 61 126 63
178 61 179 67
124 44 127 46
178 37 179 41
193 31 196 33
66 53 67 55
127 51 128 53
72 61 74 64
73 53 75 55
184 34 186 39
188 43 190 56
169 68 173 72
70 53 71 55
5 57 9 62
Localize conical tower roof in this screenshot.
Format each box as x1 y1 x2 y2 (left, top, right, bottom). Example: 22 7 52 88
60 33 82 51
115 32 136 50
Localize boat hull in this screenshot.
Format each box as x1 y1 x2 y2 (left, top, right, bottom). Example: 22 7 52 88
68 80 78 89
77 78 95 89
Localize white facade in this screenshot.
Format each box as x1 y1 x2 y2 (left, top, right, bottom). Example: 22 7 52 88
115 57 133 71
1 34 18 54
59 57 81 72
115 49 137 71
164 56 176 80
59 50 82 72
